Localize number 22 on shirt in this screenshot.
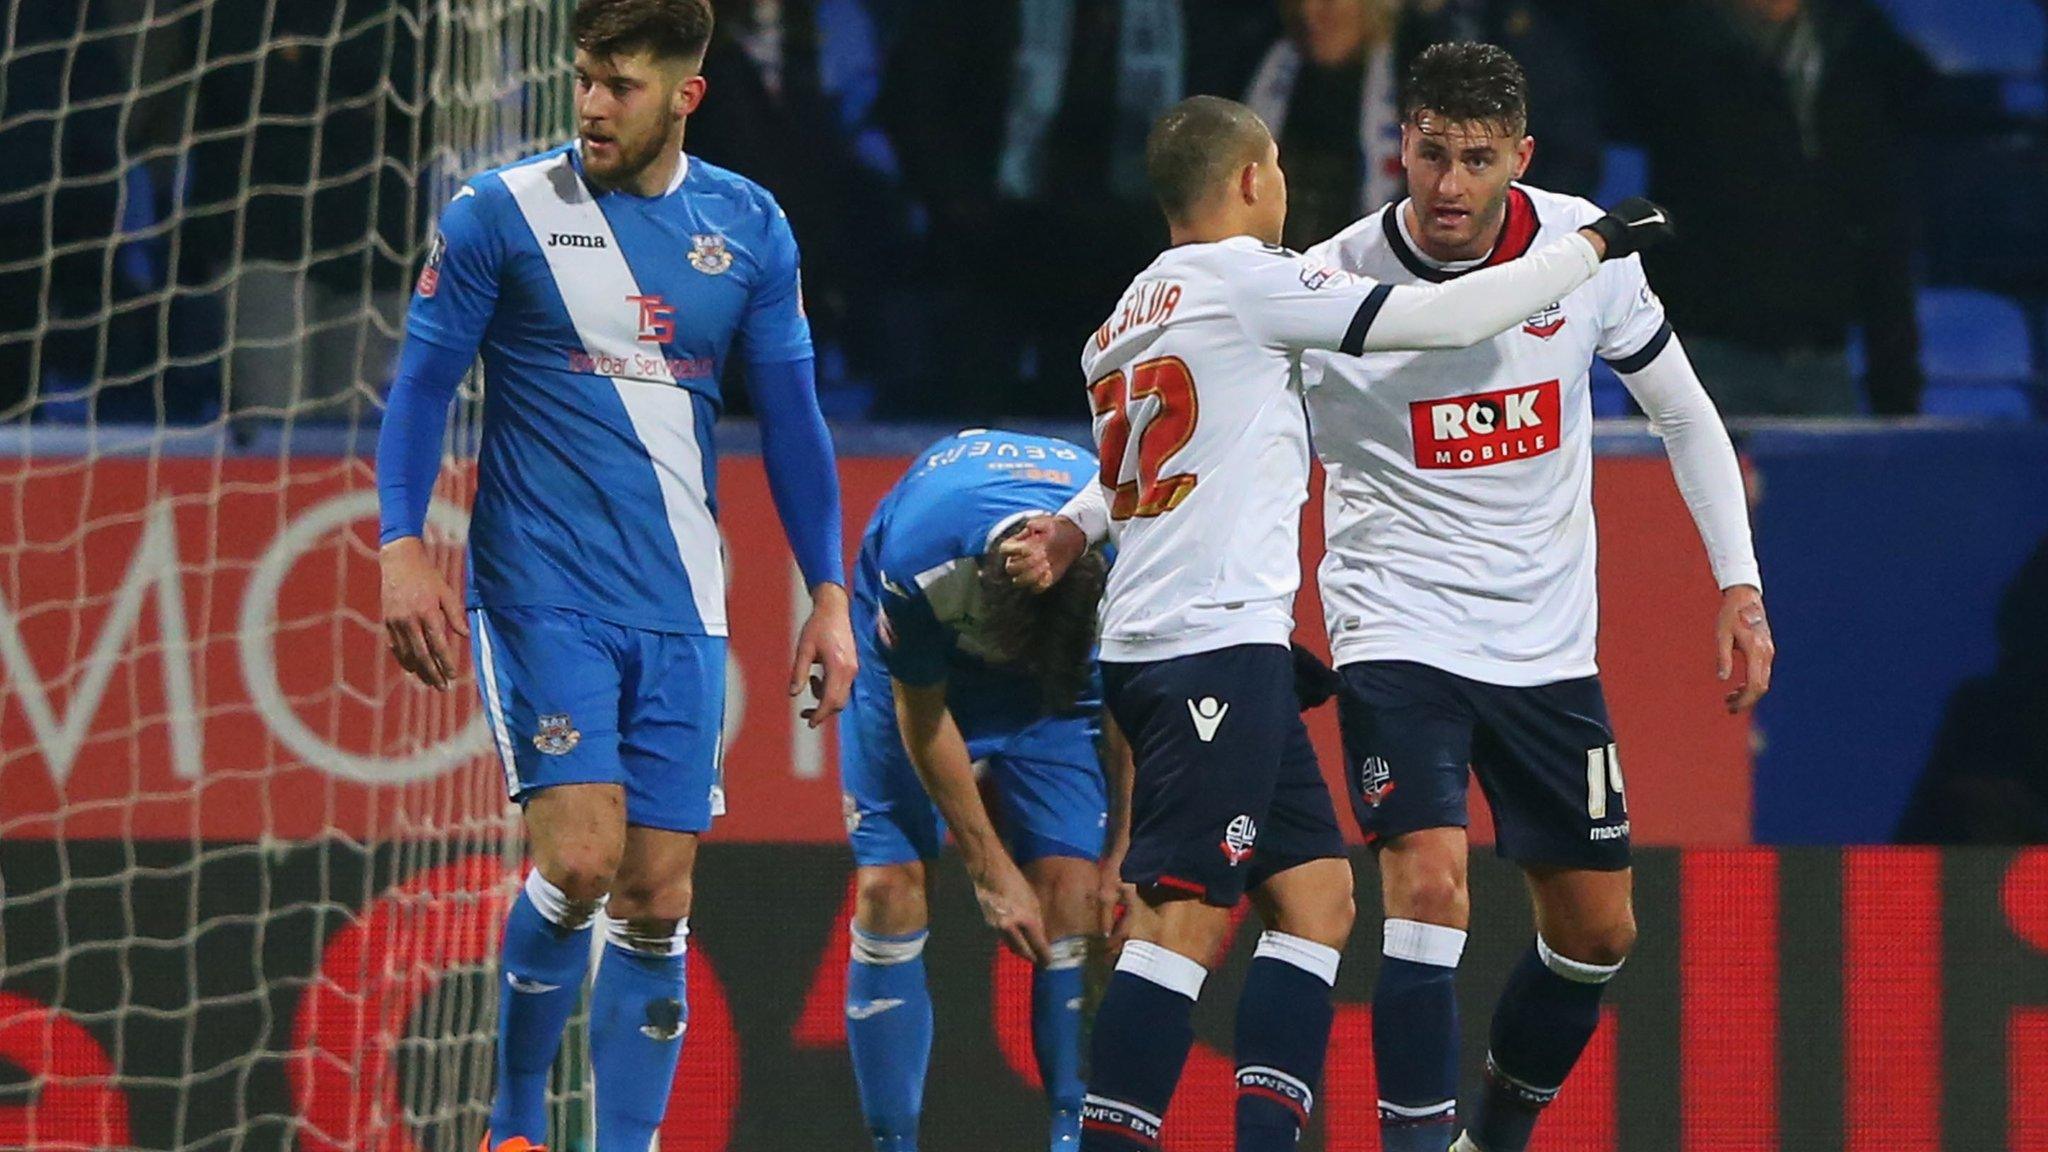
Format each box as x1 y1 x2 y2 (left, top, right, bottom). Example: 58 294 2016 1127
1089 356 1199 521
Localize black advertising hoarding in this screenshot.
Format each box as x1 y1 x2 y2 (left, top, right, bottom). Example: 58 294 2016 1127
4 845 2046 1151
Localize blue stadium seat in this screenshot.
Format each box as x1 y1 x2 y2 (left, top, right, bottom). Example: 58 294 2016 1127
1917 286 2034 379
1921 380 2037 417
1594 145 1647 208
1872 0 2045 75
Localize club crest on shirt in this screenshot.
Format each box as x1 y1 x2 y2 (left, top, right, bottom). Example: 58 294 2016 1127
1220 813 1258 865
533 713 581 756
1523 300 1565 339
689 233 733 275
1359 756 1396 807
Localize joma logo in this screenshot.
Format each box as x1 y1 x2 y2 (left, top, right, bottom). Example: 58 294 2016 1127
548 232 607 248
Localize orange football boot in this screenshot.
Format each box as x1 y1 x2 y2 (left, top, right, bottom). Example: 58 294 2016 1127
478 1135 547 1152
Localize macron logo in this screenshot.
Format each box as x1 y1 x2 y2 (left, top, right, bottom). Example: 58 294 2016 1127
1187 697 1229 743
846 998 906 1021
505 972 562 995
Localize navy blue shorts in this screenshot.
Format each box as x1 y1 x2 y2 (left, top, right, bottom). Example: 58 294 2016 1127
1104 644 1346 907
1338 660 1630 870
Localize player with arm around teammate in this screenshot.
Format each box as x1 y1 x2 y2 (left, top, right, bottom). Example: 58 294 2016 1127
375 3 854 1150
999 96 1670 1152
1300 44 1772 1152
839 429 1127 1152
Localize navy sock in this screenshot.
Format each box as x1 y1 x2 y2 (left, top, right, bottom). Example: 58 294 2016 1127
1079 941 1206 1151
1036 936 1088 1150
489 870 596 1144
846 927 933 1152
589 917 690 1152
1235 932 1340 1150
1470 936 1620 1152
1375 918 1466 1152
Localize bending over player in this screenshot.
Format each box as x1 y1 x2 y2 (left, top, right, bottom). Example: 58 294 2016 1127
376 2 854 1150
839 429 1125 1152
1001 96 1668 1152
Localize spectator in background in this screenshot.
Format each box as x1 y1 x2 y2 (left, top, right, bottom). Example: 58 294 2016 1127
689 0 913 411
1246 0 1605 251
1599 0 1932 416
1245 0 1407 250
879 0 1182 417
185 0 424 422
1897 534 2048 844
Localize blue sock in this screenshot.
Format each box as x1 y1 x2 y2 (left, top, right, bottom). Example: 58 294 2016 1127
1036 937 1088 1150
489 870 596 1144
1080 941 1206 1151
1375 919 1466 1152
846 927 933 1152
589 917 690 1152
1470 937 1620 1152
1235 932 1340 1150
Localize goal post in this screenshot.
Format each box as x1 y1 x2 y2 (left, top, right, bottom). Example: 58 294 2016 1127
0 3 581 1150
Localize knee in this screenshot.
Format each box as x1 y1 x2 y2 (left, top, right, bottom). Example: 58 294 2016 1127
1037 870 1100 940
609 872 692 923
854 867 928 935
1382 864 1468 929
1548 915 1636 969
540 843 620 909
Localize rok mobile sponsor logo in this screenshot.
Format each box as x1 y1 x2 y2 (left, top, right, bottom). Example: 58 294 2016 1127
1409 379 1562 470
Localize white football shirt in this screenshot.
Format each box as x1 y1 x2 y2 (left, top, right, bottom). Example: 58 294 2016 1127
1083 229 1604 664
1305 183 1749 685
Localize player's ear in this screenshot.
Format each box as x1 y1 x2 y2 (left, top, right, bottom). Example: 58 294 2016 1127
1512 134 1534 180
675 72 706 119
1238 161 1260 207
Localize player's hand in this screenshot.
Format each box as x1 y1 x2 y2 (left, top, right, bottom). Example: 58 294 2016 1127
1581 197 1673 261
380 537 469 691
1093 848 1128 940
973 860 1052 965
999 515 1087 593
1716 584 1775 714
792 582 856 729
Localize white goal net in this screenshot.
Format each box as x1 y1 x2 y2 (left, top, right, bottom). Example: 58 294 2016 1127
0 3 577 1149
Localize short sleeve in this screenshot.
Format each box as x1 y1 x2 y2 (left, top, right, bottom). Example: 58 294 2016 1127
405 184 503 354
1596 255 1674 372
876 579 951 687
1227 252 1394 356
741 202 815 365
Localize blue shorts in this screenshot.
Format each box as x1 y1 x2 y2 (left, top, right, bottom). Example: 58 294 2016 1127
1338 660 1630 870
838 684 1107 867
471 605 726 834
1103 644 1346 908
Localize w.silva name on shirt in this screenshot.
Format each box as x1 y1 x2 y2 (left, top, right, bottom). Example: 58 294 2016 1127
1409 379 1561 470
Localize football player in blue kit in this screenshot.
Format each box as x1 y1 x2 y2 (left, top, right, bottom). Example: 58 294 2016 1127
839 429 1127 1152
375 2 854 1150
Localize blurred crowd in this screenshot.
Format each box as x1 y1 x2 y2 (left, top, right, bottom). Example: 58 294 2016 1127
5 0 2040 424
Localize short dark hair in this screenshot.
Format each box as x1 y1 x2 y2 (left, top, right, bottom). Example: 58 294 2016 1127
572 0 713 65
978 528 1110 714
1402 42 1529 135
1145 95 1272 222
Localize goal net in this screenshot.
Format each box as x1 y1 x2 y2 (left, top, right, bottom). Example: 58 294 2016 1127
0 3 577 1149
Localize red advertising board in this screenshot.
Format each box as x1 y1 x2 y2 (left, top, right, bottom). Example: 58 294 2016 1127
0 452 1751 844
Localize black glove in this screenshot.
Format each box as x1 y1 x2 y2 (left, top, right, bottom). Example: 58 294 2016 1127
1291 643 1341 712
1584 197 1673 261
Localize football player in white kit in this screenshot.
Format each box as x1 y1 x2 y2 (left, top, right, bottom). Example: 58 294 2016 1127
1299 45 1772 1152
1003 95 1671 1152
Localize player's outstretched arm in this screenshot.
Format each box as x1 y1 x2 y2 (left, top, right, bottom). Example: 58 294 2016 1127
377 337 476 691
1614 333 1774 713
1317 199 1676 355
752 357 855 726
892 680 1052 964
